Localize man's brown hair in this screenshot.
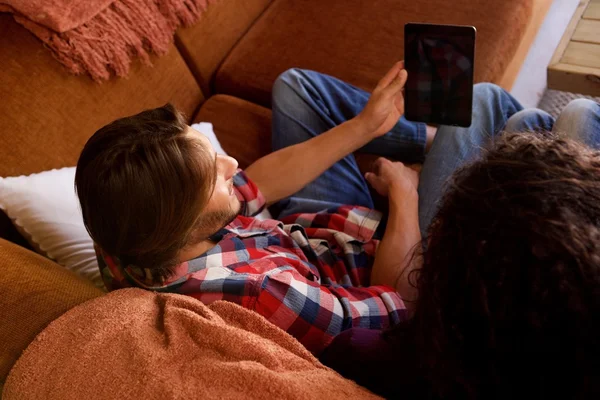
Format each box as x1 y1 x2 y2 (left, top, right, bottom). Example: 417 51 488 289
75 104 216 280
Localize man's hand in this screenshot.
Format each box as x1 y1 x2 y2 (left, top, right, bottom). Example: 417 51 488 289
355 61 407 139
245 62 410 206
364 157 419 199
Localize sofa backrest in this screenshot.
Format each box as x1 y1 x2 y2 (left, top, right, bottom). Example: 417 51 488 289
175 0 273 96
0 14 203 178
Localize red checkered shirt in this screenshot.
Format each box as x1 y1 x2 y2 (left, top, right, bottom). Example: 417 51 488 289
96 170 406 354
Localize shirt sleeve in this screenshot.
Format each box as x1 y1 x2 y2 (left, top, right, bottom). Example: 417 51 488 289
232 169 266 217
253 264 407 355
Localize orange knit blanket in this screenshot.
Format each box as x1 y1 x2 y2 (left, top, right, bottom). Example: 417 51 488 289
0 0 215 81
3 288 380 399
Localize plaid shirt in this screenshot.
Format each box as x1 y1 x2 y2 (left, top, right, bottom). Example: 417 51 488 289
96 170 406 354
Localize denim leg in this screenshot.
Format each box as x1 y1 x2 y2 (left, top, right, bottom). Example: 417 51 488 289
270 68 427 218
417 83 525 236
552 99 600 149
504 109 555 133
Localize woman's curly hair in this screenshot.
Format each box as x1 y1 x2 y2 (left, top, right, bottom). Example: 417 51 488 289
398 132 600 399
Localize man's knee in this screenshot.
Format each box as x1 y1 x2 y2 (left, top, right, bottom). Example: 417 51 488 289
504 109 553 133
272 68 304 108
561 98 599 119
554 99 599 141
473 82 507 102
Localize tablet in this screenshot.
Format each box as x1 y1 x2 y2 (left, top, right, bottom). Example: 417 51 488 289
404 23 476 127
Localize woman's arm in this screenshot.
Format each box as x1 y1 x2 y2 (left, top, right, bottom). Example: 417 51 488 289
365 158 422 314
370 187 421 313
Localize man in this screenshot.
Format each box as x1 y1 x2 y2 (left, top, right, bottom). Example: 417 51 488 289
76 62 433 354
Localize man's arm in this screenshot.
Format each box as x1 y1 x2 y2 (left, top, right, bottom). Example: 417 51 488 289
245 61 408 205
244 118 373 205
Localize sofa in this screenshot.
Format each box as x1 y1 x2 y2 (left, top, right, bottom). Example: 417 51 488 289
0 0 551 393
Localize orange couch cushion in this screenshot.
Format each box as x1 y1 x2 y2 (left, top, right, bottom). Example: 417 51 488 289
175 0 272 96
0 14 204 178
194 94 272 169
214 0 533 107
0 238 104 385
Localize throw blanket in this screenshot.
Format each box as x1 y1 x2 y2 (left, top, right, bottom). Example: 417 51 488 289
3 288 380 400
0 0 215 81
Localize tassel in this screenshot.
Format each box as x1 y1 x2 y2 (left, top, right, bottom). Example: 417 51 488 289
14 0 218 81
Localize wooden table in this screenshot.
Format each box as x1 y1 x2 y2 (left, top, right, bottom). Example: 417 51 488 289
548 0 600 96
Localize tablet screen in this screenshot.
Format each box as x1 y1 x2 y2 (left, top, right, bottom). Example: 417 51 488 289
404 23 476 127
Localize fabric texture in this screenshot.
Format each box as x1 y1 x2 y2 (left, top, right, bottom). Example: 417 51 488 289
3 288 381 400
0 0 218 81
215 0 533 107
0 238 103 386
98 170 406 355
538 89 600 119
175 0 271 96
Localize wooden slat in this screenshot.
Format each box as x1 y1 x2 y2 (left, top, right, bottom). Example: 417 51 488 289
548 62 600 96
549 0 591 67
548 0 600 96
550 62 600 75
573 19 600 43
584 0 600 20
562 41 600 68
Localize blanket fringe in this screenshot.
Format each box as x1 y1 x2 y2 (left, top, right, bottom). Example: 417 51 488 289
15 0 213 81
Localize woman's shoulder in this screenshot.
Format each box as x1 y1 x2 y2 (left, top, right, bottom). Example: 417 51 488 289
320 328 417 399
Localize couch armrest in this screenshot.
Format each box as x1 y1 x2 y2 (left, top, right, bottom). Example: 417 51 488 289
0 238 104 386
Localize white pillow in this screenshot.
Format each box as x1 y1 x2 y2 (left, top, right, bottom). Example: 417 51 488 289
0 167 104 288
191 122 228 156
0 123 271 290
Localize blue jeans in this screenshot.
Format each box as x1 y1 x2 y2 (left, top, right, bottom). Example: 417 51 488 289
269 68 426 220
270 68 600 236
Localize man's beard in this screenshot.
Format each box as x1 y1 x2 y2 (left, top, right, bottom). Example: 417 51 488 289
188 203 240 244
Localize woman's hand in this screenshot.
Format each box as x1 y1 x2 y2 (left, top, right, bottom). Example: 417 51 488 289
365 157 419 198
355 61 407 139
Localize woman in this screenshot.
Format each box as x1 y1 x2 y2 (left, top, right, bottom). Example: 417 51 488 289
320 97 600 399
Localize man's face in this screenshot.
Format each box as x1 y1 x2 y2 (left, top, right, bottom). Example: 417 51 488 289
188 127 241 241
